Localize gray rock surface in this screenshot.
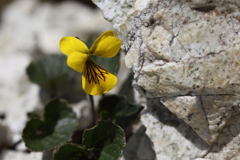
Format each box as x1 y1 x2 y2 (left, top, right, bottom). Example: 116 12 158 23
141 98 209 160
93 0 240 159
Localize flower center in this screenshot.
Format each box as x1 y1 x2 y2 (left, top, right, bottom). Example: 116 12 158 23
84 59 108 84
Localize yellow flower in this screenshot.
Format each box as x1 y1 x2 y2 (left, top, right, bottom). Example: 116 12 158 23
59 30 121 95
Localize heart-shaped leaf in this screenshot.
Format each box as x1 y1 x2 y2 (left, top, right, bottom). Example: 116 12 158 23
82 121 126 160
98 95 144 128
22 98 78 151
54 143 88 160
27 54 70 87
26 54 86 104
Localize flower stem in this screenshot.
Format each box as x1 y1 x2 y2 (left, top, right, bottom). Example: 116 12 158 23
88 94 97 126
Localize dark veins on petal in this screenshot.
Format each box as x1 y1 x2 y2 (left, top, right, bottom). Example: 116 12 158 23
84 59 108 84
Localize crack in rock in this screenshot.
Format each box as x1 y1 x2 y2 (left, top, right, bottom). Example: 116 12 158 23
93 0 240 159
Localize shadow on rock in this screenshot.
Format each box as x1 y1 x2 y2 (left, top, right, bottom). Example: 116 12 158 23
123 125 156 160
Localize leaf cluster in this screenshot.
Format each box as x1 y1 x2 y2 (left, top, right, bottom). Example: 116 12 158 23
23 98 127 160
54 121 125 160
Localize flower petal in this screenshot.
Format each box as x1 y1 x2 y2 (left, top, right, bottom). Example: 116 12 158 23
67 52 89 72
89 30 121 58
59 36 89 55
82 59 118 95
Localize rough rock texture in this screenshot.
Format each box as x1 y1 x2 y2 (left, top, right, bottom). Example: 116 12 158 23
141 98 209 160
93 0 240 159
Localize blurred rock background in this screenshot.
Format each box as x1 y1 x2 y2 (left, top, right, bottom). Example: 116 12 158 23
0 0 130 159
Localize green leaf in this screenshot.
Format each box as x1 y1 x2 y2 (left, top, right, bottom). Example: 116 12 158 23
83 121 126 160
26 54 70 90
90 53 120 75
26 54 86 104
54 143 88 160
22 98 78 151
98 95 144 128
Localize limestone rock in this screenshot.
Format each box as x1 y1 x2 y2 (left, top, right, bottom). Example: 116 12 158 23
93 0 240 159
141 98 209 160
